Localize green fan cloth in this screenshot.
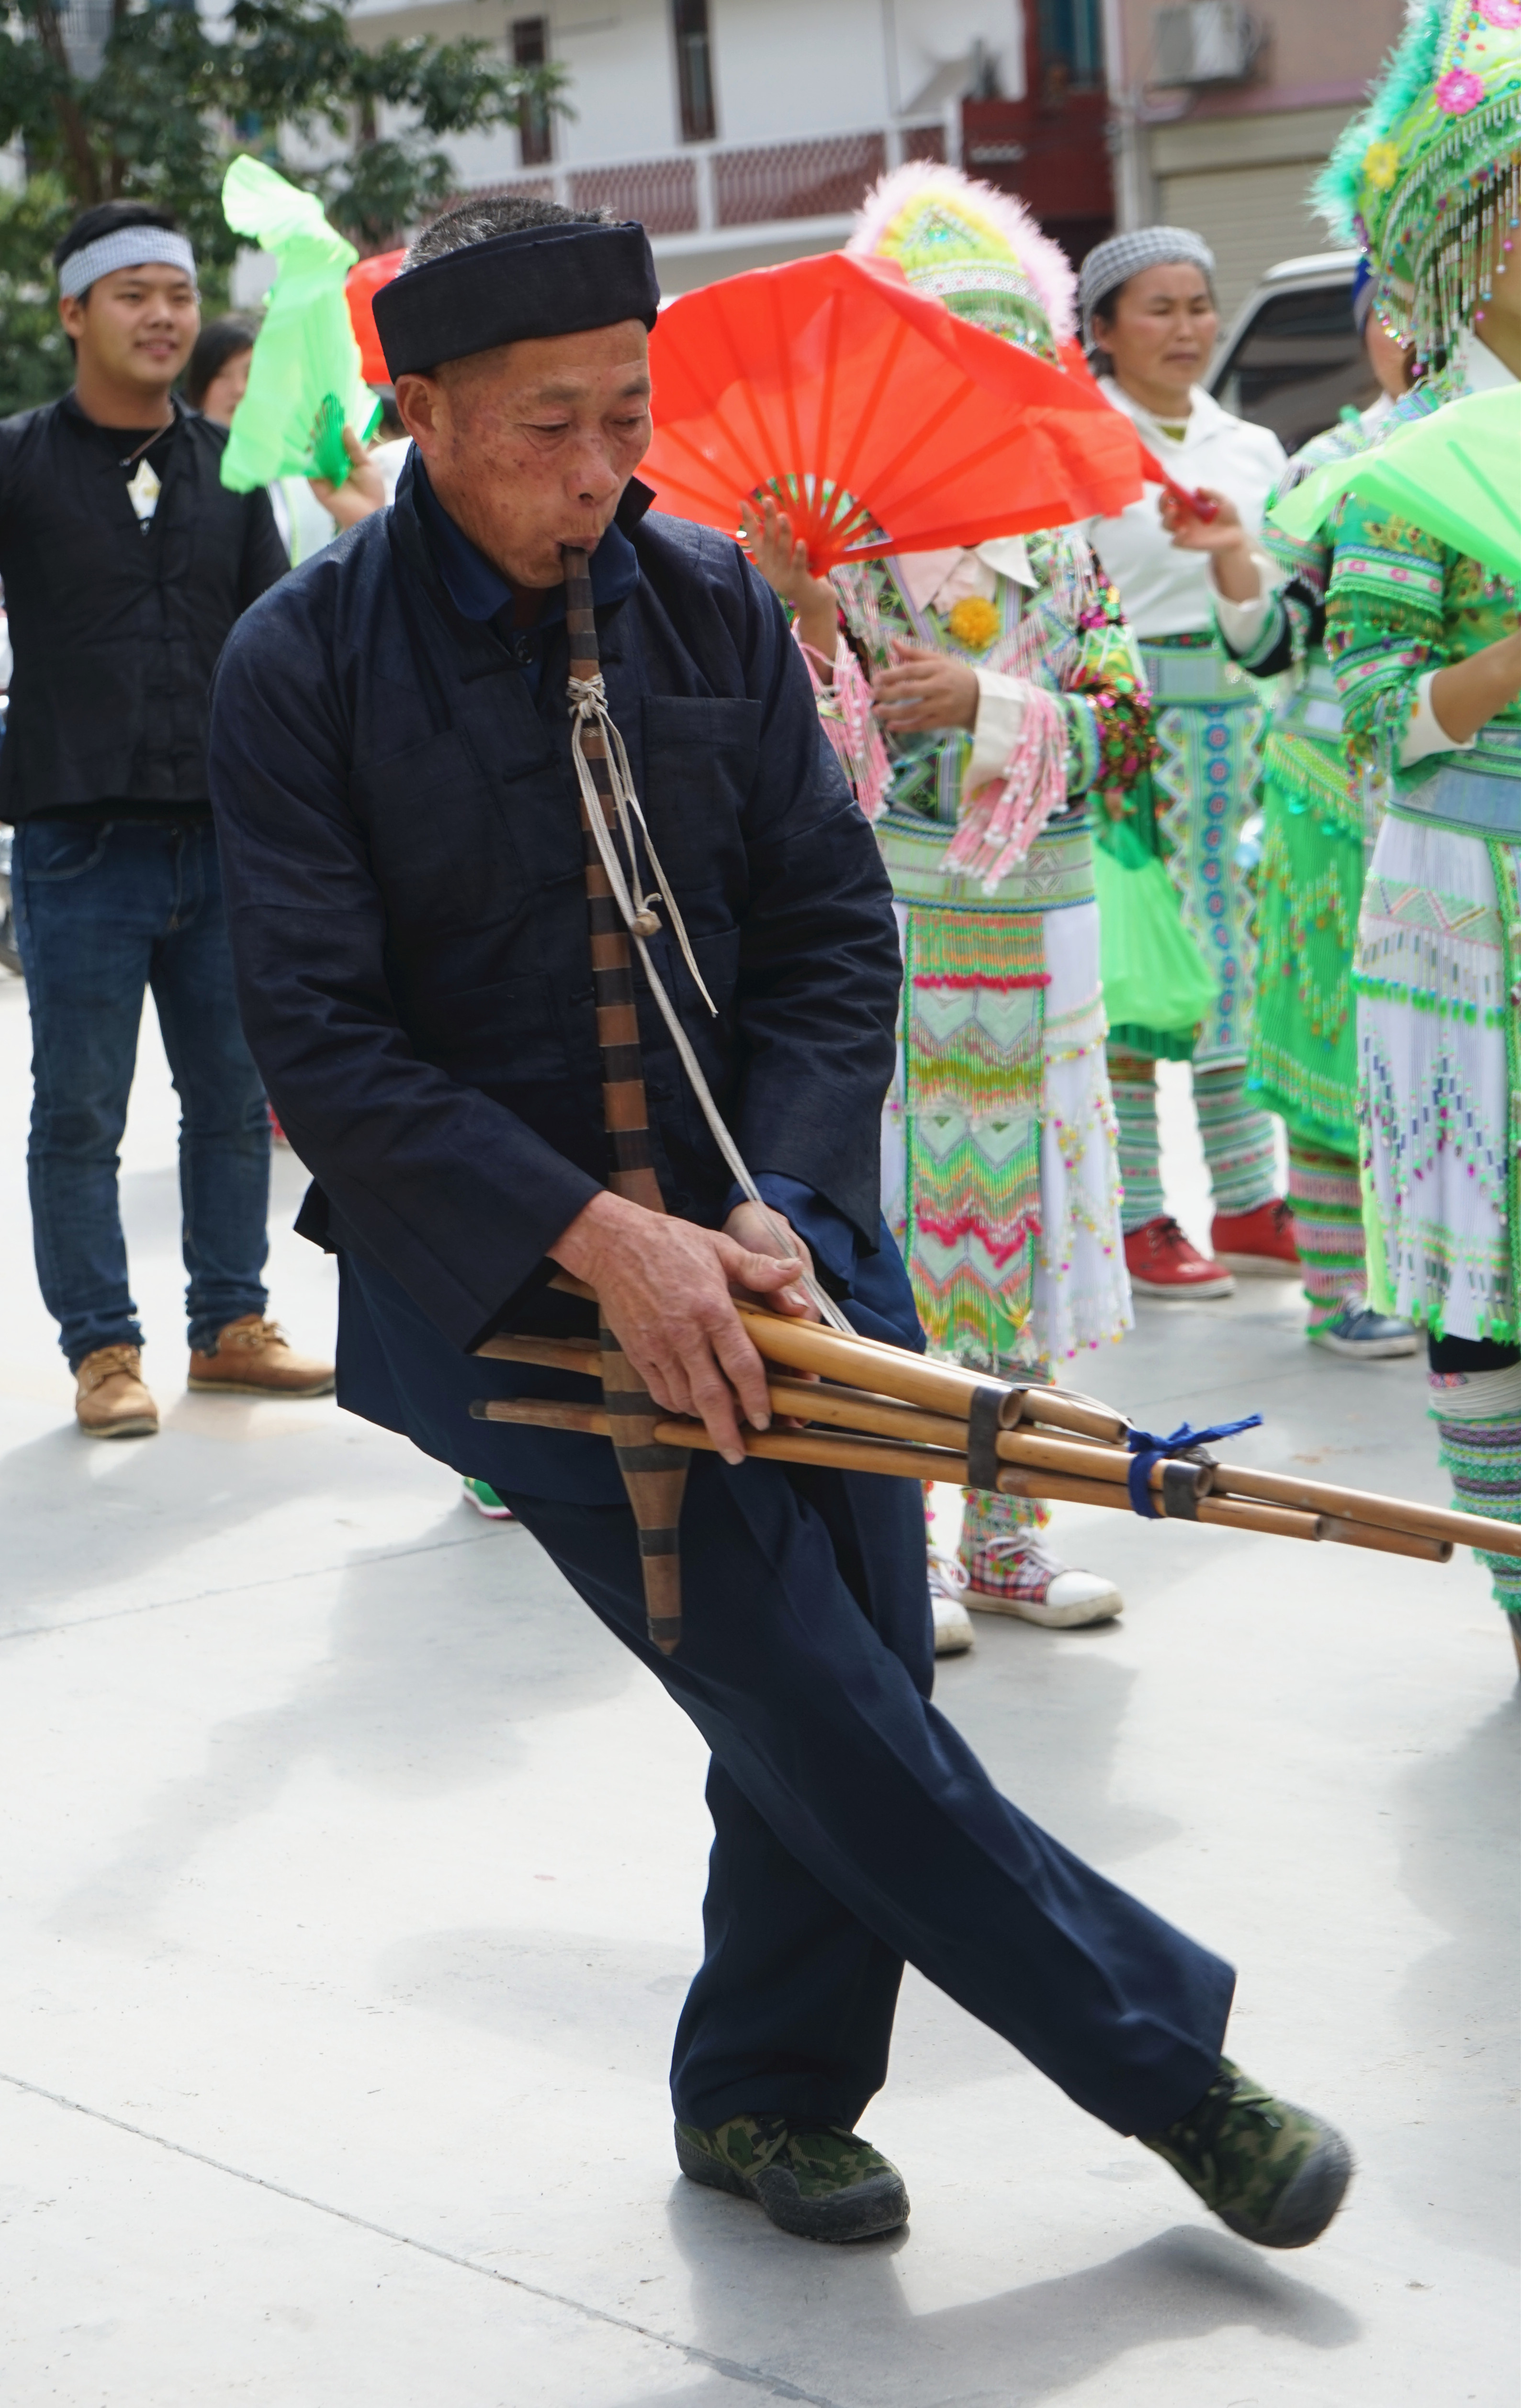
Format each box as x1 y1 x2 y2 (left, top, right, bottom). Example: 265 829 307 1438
1094 814 1217 1045
1270 386 1521 583
218 157 380 494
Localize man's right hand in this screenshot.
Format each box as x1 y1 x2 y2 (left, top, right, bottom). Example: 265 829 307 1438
549 1191 812 1463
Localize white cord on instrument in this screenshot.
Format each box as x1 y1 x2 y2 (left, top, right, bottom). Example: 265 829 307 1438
568 672 856 1339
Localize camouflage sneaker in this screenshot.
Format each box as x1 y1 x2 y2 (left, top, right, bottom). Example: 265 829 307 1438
1141 2058 1352 2249
674 2114 909 2242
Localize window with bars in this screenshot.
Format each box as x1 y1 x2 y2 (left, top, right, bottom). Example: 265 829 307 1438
673 0 716 144
1037 0 1104 86
512 17 553 166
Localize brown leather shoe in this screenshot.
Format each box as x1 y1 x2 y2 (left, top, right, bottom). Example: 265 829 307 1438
187 1315 335 1398
75 1344 159 1439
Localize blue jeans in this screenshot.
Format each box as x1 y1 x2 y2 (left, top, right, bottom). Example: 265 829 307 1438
12 818 270 1369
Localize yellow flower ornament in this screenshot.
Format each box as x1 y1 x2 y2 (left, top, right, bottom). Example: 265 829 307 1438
946 594 1001 650
1361 139 1399 192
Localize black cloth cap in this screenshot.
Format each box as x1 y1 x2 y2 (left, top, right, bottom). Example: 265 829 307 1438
374 220 660 378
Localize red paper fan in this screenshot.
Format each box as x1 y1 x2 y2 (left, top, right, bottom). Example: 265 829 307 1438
643 251 1153 571
346 248 406 386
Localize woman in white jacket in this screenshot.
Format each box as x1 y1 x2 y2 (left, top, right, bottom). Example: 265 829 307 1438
1077 230 1292 1302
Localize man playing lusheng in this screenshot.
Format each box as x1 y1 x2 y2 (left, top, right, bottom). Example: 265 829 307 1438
207 193 1351 2250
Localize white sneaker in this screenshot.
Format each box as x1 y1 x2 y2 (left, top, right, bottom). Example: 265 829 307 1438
927 1548 976 1656
962 1532 1123 1629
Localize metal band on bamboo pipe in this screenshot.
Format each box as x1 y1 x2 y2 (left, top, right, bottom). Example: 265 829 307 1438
563 545 689 1655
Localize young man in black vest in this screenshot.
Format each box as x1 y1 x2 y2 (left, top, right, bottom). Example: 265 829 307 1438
0 200 333 1436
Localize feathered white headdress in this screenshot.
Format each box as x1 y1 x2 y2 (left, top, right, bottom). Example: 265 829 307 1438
847 159 1077 356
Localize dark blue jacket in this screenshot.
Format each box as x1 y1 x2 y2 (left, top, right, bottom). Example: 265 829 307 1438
208 458 901 1355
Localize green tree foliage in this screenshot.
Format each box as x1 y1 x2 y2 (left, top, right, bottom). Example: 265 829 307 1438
0 0 567 413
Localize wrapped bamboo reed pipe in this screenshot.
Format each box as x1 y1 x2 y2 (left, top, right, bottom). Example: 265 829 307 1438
994 1463 1322 1542
477 1333 600 1375
473 1397 610 1437
489 1287 1516 1566
730 1303 1130 1445
476 1364 1200 1503
470 1395 1478 1558
1318 1517 1452 1564
563 548 689 1655
654 1419 969 1485
1200 1461 1520 1560
652 1420 1305 1535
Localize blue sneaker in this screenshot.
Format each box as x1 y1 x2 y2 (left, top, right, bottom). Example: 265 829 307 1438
1309 1305 1419 1359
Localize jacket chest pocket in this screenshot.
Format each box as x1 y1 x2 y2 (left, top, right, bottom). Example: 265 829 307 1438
356 729 542 940
639 695 760 916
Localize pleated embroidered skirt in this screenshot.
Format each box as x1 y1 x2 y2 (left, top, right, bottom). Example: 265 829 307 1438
1356 807 1521 1343
878 807 1131 1370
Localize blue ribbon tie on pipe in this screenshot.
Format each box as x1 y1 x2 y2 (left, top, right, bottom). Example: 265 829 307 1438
1124 1415 1264 1518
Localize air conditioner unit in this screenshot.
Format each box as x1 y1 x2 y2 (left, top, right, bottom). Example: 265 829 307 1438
1154 2 1255 86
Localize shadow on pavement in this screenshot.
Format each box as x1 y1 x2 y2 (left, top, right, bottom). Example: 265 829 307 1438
620 2200 1359 2408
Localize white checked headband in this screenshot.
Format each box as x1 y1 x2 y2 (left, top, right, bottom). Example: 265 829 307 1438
58 227 198 299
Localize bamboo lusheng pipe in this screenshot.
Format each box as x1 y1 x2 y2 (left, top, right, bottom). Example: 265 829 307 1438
499 1289 1514 1562
995 1424 1212 1497
653 1420 1298 1534
473 1397 610 1436
995 1463 1322 1542
764 1379 971 1451
1318 1517 1453 1565
477 1334 601 1375
563 547 690 1656
464 1396 1489 1560
543 1273 1131 1432
475 1364 1197 1501
731 1303 1130 1442
654 1419 969 1484
1203 1461 1521 1561
766 1387 1211 1503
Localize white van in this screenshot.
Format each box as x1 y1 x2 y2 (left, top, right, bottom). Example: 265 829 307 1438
1207 249 1377 454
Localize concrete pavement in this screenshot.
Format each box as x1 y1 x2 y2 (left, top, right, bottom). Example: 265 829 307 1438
0 974 1515 2405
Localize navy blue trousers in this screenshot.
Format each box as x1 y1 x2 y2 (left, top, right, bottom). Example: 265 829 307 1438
336 1248 1234 2138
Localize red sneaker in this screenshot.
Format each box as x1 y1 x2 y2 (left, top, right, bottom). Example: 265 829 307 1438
1212 1198 1299 1277
1124 1215 1235 1300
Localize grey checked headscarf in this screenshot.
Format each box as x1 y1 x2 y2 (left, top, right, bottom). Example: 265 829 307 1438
1077 227 1216 347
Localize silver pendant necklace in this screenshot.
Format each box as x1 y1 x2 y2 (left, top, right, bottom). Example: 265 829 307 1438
120 420 171 528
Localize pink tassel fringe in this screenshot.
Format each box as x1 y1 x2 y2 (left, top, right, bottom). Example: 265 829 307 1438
798 632 890 823
941 685 1068 893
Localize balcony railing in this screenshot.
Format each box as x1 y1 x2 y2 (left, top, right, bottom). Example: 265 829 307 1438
466 119 951 241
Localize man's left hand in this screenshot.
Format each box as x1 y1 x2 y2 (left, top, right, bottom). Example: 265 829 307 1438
722 1200 824 1325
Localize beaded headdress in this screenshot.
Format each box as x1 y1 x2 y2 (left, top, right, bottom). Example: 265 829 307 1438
847 161 1076 365
1316 0 1521 361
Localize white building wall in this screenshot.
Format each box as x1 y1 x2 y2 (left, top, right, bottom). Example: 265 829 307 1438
704 0 1018 145
552 0 676 161
349 0 1023 176
705 0 891 143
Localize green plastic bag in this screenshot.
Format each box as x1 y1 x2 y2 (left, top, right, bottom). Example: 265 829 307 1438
218 157 380 494
1269 385 1521 583
1093 816 1218 1040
